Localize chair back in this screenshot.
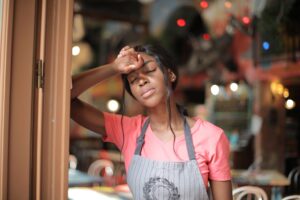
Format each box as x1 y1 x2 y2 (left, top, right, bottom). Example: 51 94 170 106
282 195 300 200
88 159 114 176
69 154 78 169
288 166 300 194
88 159 115 186
233 186 268 200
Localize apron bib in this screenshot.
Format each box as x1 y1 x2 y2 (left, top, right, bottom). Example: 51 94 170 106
127 117 209 200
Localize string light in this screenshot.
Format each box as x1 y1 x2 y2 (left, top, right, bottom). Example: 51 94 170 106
202 33 210 40
283 89 289 98
176 18 186 27
200 0 209 9
210 85 220 96
242 16 251 25
263 41 270 50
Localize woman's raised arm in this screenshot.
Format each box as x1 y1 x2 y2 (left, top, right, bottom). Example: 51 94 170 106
70 47 143 135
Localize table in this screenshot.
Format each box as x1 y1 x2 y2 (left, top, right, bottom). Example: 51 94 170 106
68 186 133 200
68 169 103 187
231 169 290 199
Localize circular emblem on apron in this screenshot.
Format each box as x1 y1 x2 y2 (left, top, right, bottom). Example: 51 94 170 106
143 177 180 200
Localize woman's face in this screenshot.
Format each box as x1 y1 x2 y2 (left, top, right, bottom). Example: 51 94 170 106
127 53 168 108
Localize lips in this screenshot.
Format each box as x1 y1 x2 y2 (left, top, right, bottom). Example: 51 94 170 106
141 88 155 98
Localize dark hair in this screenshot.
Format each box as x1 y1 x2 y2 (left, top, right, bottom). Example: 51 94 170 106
121 44 179 97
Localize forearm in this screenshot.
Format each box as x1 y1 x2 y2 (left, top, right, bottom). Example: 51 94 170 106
71 63 118 99
210 180 233 200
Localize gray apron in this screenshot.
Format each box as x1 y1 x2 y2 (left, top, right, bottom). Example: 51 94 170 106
127 117 209 200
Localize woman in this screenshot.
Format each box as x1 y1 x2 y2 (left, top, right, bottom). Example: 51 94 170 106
71 44 232 200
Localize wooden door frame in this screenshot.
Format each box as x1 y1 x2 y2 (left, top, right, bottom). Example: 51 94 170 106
0 0 73 199
0 0 13 199
40 0 73 199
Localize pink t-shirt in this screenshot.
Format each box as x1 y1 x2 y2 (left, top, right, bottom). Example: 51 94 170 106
103 112 231 187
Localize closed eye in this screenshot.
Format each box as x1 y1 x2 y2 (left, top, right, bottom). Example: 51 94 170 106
129 78 137 84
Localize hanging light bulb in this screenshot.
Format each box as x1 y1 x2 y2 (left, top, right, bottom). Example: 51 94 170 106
107 99 120 112
72 45 80 56
210 85 220 96
285 99 295 110
230 82 238 92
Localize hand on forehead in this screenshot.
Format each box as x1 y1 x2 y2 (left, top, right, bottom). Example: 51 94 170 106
117 46 137 58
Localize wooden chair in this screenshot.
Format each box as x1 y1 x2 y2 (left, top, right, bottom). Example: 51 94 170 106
69 154 78 169
287 166 300 195
282 195 300 200
233 186 268 200
87 159 114 186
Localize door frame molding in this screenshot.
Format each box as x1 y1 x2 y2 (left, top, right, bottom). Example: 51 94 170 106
0 0 13 199
0 0 73 199
40 0 73 199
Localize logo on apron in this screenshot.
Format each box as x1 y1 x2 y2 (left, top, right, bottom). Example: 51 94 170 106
143 177 180 200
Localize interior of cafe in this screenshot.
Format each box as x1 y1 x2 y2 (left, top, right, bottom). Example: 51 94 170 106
68 0 300 199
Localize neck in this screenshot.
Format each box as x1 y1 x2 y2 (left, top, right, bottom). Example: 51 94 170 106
146 98 183 132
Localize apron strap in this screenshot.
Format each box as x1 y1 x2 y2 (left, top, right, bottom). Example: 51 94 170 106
134 116 196 160
183 117 196 160
134 118 150 155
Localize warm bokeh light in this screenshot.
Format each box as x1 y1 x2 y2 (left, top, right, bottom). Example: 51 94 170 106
211 85 220 96
270 81 278 94
176 18 186 27
224 1 232 9
72 45 81 56
242 16 251 25
230 82 238 92
202 33 210 40
285 99 296 110
283 88 289 98
276 83 284 95
200 1 209 9
107 99 120 112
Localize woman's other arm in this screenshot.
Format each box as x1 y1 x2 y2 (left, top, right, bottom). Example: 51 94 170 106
210 180 233 200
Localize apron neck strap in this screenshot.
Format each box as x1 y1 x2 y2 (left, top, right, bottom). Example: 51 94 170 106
134 117 196 160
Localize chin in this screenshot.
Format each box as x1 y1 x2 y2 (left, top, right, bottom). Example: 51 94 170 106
139 97 166 108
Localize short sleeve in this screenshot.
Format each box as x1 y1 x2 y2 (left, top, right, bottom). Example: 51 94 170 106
208 131 231 181
103 112 143 150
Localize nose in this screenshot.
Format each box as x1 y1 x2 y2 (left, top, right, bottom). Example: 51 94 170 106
138 76 148 86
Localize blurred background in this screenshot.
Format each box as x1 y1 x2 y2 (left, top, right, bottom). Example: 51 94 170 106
68 0 300 199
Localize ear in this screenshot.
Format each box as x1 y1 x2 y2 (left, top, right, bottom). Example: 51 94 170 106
168 70 176 82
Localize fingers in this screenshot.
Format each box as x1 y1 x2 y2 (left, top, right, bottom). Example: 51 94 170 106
136 54 144 68
117 46 135 58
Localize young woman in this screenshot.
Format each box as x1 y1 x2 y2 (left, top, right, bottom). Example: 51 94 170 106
71 44 232 200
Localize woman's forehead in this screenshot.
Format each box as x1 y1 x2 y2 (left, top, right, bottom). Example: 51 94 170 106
138 52 153 60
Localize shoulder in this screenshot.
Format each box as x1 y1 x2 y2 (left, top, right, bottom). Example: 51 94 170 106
104 112 146 129
190 117 228 146
192 117 224 136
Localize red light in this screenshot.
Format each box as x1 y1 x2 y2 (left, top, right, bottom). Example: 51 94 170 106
177 19 186 27
202 33 210 40
242 16 251 24
200 1 209 9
